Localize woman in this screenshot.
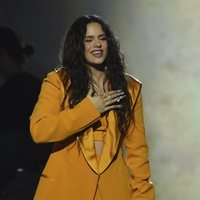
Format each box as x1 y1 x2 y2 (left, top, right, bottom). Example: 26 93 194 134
30 15 155 200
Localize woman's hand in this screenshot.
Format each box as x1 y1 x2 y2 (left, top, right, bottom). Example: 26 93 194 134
87 88 125 114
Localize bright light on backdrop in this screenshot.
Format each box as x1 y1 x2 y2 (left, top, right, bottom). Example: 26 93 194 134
116 1 200 199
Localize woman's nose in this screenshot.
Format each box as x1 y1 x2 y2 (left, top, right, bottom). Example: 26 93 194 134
93 39 101 47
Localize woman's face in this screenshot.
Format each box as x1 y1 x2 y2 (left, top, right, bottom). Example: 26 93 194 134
84 22 108 67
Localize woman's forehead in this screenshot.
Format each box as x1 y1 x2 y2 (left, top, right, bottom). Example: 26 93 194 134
85 22 105 36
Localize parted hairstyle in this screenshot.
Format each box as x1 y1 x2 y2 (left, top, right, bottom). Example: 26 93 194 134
59 15 134 137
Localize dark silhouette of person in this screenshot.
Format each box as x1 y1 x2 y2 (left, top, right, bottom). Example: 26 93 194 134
0 26 52 199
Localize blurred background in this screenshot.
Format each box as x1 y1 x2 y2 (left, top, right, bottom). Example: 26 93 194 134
1 0 199 199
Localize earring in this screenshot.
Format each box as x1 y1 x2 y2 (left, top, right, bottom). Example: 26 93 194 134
104 66 108 71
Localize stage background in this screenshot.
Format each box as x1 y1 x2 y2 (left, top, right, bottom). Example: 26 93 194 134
1 1 199 199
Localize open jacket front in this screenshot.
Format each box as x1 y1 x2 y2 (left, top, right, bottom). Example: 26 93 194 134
30 68 155 200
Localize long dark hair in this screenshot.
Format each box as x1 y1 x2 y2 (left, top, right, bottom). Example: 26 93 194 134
59 15 133 137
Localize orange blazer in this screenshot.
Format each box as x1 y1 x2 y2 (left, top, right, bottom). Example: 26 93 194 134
30 68 155 200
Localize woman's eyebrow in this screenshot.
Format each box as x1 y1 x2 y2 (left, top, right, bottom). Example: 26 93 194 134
84 34 106 38
84 36 93 39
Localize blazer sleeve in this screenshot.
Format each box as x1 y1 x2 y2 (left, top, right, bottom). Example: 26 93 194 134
124 78 155 200
30 71 101 143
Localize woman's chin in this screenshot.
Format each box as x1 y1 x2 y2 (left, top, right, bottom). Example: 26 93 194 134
87 62 106 71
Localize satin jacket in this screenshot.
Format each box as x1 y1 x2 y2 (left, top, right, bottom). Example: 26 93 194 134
30 68 155 200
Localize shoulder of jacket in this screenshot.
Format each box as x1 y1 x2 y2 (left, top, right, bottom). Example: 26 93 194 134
54 66 65 73
125 73 142 88
125 73 142 102
45 67 70 91
45 66 66 80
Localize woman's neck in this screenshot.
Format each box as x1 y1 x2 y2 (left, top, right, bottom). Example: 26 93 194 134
89 66 107 83
88 66 109 94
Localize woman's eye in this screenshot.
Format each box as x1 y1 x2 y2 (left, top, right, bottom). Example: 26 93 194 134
84 39 92 42
100 37 107 40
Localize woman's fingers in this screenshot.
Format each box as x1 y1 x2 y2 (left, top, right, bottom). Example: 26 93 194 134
104 104 123 112
105 90 122 96
104 94 126 106
102 91 125 112
102 90 125 104
87 89 125 114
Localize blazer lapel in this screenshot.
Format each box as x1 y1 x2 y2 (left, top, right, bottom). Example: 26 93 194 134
98 110 121 173
79 110 121 174
79 128 99 174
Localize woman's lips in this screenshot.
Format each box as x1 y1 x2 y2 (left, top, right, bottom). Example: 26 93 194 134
91 50 103 58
